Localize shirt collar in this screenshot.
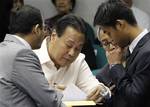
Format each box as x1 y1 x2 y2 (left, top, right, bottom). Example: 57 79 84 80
11 34 31 49
36 37 55 65
129 29 148 53
35 37 70 70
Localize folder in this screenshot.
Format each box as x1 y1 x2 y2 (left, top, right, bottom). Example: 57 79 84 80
63 101 96 107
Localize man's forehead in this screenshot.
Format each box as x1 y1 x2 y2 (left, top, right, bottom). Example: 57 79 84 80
65 37 84 45
97 28 112 41
100 33 111 41
97 26 108 34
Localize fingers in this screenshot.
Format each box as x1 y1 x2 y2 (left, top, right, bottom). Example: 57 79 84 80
109 84 116 95
56 84 66 91
96 96 104 103
50 82 66 92
87 87 101 101
110 85 115 91
87 88 97 98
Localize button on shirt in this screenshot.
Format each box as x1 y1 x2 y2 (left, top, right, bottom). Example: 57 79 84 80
34 37 111 98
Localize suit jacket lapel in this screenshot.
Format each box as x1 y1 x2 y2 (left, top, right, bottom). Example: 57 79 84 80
126 32 150 70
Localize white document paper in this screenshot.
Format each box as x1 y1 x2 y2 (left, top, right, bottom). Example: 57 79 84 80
62 84 87 101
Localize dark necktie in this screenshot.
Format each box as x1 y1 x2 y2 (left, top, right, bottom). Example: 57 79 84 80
125 48 131 68
125 48 131 60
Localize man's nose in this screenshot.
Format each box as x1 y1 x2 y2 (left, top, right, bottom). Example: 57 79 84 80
109 43 116 50
68 48 75 57
58 0 65 4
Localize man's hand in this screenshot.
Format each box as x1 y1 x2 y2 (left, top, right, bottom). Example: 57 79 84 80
87 86 104 102
109 84 116 95
106 46 123 65
49 81 66 92
55 84 66 91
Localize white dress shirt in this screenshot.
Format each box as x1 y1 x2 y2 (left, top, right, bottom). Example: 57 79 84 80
34 38 111 98
129 29 148 54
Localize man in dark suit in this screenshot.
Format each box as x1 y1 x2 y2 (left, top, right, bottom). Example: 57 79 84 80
0 5 64 107
94 1 150 107
96 27 128 107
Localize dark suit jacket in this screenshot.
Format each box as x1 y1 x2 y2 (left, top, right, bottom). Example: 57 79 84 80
110 32 150 107
96 64 113 87
96 64 117 107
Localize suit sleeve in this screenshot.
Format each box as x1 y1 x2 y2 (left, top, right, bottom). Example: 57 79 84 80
96 64 112 86
12 49 65 107
110 52 150 105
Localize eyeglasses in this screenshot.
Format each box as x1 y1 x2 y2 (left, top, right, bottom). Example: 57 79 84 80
96 26 101 41
97 27 117 50
42 25 52 37
43 26 52 34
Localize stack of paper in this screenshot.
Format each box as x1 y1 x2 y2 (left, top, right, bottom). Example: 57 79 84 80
62 84 96 107
62 84 87 101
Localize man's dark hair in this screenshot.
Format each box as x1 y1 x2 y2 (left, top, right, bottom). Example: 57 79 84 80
108 0 121 2
54 14 86 39
94 1 137 27
108 0 132 7
51 0 76 11
9 5 43 35
19 0 24 5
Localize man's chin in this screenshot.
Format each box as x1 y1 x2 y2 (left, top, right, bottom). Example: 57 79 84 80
119 41 130 48
60 62 71 67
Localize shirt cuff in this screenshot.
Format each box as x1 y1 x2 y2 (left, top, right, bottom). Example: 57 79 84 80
99 84 111 99
109 64 116 69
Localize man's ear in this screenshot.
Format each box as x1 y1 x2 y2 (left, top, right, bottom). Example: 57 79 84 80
50 29 58 42
116 19 126 31
32 24 40 35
